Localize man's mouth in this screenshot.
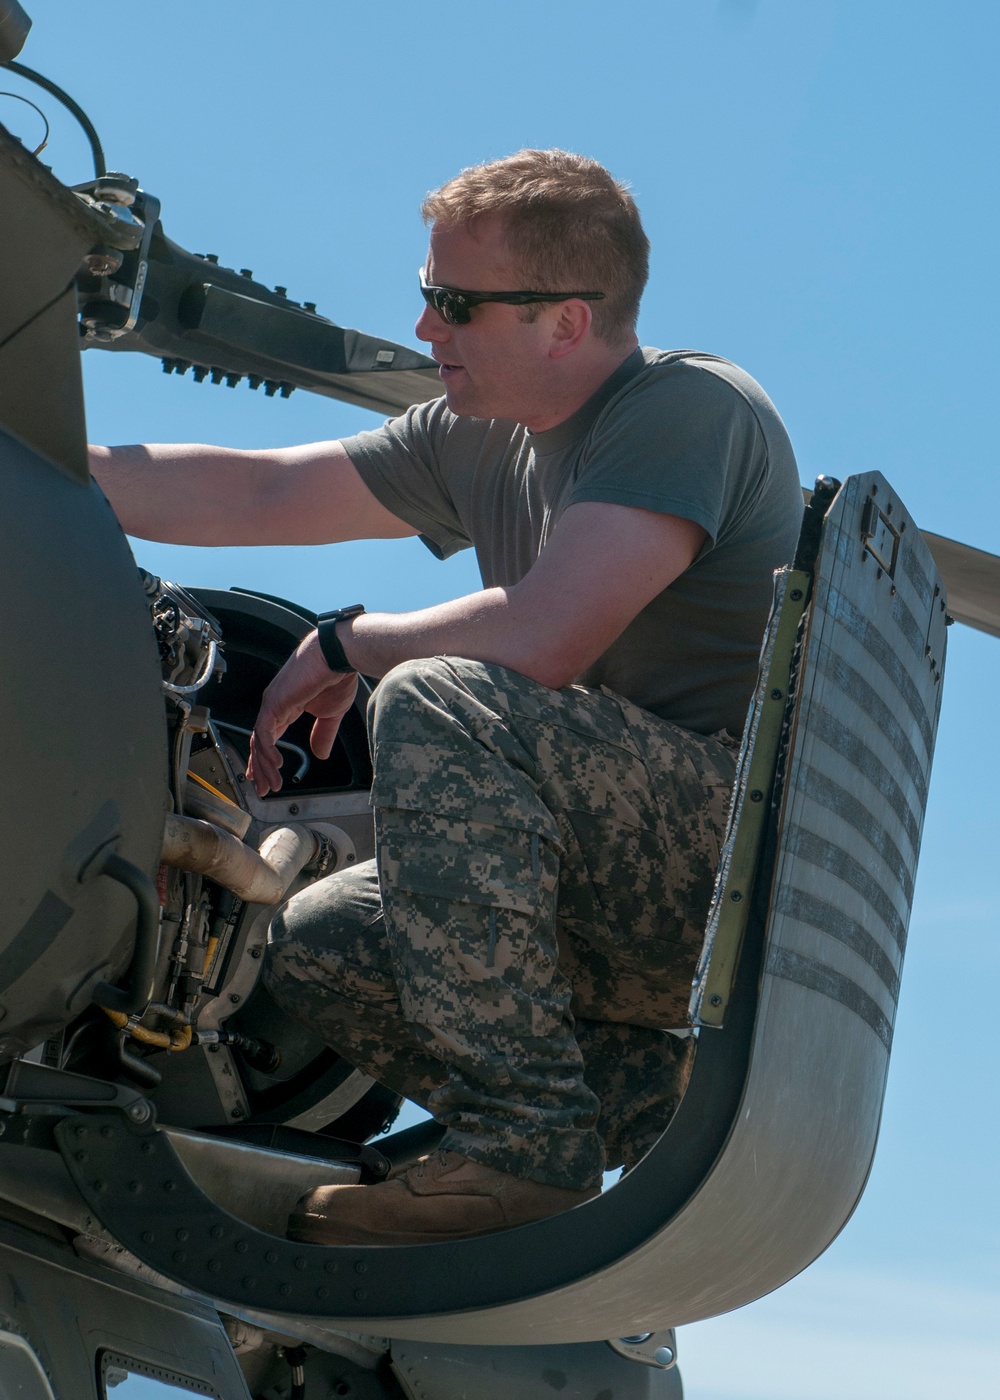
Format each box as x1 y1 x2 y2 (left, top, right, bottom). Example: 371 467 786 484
438 362 464 377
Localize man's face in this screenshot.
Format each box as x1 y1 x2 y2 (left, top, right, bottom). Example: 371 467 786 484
415 216 560 425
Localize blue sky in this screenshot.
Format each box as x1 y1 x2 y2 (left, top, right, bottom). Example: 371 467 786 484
7 3 999 1395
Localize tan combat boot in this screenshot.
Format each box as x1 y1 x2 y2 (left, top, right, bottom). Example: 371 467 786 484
287 1150 599 1245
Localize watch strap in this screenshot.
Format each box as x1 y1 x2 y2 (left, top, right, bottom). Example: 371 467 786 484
316 604 364 672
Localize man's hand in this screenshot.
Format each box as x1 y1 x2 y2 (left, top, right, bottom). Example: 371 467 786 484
247 632 358 796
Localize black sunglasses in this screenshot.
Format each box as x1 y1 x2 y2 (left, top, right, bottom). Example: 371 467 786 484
419 268 604 326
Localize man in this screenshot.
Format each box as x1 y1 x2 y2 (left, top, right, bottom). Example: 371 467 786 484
92 149 802 1246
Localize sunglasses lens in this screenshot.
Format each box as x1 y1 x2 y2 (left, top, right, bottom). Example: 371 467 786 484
441 292 470 325
419 279 474 325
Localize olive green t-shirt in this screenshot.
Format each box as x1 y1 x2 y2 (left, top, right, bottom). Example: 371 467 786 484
342 347 803 737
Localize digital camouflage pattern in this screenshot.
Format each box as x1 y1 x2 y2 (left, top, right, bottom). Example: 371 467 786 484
267 657 737 1190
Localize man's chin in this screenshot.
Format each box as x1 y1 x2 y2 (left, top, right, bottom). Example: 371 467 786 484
441 380 480 417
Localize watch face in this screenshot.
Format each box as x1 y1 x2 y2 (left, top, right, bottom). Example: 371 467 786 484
319 604 364 623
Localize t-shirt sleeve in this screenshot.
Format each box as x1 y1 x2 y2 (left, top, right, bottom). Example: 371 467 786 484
567 364 761 545
340 398 472 560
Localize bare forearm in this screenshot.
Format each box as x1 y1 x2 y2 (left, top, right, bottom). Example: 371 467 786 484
89 443 275 544
333 502 707 689
88 440 415 545
338 589 579 690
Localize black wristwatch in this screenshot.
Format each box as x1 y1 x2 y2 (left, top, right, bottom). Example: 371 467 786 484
316 604 365 673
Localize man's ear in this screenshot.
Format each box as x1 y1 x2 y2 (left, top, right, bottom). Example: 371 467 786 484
548 299 593 360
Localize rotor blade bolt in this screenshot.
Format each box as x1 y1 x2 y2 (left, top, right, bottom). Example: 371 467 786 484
240 268 254 279
280 383 295 398
192 367 208 382
210 368 225 384
304 302 316 313
225 373 242 388
247 376 262 390
274 285 287 297
204 253 219 263
264 380 279 396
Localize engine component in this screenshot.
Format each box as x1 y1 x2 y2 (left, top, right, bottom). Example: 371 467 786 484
161 815 318 905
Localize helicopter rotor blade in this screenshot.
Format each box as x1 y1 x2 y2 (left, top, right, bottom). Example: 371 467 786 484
920 531 1000 640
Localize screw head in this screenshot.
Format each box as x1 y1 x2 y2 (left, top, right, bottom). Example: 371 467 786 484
654 1345 675 1367
709 994 723 1007
749 789 763 802
288 803 300 815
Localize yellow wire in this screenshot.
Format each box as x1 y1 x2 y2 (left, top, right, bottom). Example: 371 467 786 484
101 1007 192 1051
186 769 242 808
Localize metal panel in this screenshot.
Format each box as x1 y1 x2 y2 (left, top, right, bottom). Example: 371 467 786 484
0 1220 251 1398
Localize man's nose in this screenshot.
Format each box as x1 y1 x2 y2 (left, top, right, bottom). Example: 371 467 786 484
415 303 449 343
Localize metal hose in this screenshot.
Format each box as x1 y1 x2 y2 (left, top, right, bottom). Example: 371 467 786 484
161 814 318 905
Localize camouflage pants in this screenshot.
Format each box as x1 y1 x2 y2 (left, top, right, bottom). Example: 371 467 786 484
266 656 736 1191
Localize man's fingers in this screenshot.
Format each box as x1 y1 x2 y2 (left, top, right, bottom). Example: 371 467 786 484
247 644 358 793
309 714 341 760
248 726 285 796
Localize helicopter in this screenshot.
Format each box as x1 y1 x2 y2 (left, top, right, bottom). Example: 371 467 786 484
3 5 1000 1397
